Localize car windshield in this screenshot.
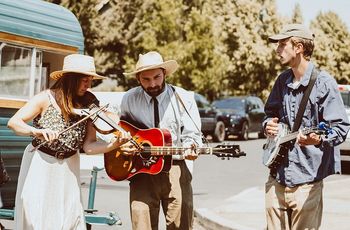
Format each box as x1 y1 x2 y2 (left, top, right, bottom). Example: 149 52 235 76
213 98 244 110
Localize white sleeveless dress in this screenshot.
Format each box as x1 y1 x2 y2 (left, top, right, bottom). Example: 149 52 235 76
15 91 87 230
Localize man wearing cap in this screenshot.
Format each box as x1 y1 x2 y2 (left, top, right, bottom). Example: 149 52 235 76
263 24 350 229
121 51 202 229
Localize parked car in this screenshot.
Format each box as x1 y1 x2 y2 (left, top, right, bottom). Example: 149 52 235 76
212 96 265 140
338 84 350 174
194 93 226 142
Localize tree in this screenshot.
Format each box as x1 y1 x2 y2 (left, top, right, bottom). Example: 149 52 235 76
46 0 293 101
46 0 99 57
291 3 303 24
119 0 230 101
208 0 283 99
91 1 144 88
311 11 350 84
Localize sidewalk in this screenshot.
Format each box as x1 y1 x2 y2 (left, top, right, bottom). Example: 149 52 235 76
194 175 350 230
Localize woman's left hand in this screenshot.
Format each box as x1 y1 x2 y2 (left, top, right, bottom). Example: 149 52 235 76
109 131 131 149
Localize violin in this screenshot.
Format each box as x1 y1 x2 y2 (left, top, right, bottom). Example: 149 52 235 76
75 91 126 134
32 103 141 152
74 105 117 134
31 104 110 152
74 103 142 150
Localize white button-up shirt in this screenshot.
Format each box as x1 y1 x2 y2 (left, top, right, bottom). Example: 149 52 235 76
120 84 202 172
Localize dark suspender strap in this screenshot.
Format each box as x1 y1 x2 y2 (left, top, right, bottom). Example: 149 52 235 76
292 67 318 132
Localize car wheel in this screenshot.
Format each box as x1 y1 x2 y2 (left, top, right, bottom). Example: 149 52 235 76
212 121 225 142
239 121 249 140
258 131 266 138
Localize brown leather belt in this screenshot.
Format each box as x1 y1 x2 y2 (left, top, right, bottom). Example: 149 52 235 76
32 141 77 160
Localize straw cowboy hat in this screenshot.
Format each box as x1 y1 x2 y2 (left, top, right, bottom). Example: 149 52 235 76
123 51 179 76
50 54 106 80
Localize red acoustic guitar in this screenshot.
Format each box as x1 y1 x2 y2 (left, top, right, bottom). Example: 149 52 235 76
104 120 245 181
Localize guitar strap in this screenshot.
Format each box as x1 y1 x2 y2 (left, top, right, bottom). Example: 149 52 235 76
291 67 319 132
170 86 209 145
270 67 319 175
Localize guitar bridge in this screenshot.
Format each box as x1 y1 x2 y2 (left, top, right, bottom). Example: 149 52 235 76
141 157 157 168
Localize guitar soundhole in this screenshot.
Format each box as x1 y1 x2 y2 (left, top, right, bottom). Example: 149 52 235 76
139 143 151 159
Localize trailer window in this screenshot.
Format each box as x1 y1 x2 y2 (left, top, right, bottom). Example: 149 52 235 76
0 43 43 100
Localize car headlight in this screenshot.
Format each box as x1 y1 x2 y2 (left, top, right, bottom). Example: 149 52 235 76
230 114 242 122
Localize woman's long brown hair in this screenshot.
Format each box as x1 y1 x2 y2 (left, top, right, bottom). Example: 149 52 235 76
50 73 95 122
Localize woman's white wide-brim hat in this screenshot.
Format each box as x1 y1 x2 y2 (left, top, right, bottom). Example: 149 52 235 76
123 51 179 76
50 54 106 80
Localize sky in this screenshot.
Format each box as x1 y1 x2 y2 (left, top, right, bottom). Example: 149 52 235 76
276 0 350 29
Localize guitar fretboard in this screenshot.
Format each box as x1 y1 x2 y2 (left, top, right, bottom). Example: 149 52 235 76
141 147 213 155
279 128 323 145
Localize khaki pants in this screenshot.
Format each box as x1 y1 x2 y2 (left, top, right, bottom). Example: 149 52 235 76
129 160 193 230
265 176 323 230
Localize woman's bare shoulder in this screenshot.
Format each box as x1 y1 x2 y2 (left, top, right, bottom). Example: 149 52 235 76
28 90 51 107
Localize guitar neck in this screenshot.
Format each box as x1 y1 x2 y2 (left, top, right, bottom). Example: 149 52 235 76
279 129 315 145
142 147 213 156
279 132 298 144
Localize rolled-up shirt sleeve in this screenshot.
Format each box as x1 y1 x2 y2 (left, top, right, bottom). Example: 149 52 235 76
318 76 350 147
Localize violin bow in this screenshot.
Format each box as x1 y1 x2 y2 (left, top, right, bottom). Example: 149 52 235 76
30 104 109 152
84 104 143 151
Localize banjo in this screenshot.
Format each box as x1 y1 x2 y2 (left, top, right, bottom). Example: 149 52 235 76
262 122 332 169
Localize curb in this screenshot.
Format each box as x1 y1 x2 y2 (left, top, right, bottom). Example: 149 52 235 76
194 177 350 230
194 208 256 230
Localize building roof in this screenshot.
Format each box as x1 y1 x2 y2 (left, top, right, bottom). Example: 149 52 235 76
0 0 84 52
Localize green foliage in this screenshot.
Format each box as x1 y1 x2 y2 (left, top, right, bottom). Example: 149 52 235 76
46 0 99 57
291 3 303 24
46 0 350 100
208 0 282 100
311 12 350 84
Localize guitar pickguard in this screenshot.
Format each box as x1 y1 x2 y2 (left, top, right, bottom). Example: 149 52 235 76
104 121 172 181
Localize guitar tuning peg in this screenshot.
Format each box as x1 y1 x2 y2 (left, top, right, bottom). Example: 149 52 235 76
221 157 225 160
227 157 230 160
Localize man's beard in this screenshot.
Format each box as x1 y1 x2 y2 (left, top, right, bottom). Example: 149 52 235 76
142 81 166 97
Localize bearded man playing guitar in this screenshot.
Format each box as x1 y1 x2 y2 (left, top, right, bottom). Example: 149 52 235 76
118 51 202 230
263 24 350 230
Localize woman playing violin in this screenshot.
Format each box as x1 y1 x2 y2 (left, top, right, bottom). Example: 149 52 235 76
7 54 129 230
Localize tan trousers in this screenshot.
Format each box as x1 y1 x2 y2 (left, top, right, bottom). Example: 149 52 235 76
265 176 323 230
129 160 193 230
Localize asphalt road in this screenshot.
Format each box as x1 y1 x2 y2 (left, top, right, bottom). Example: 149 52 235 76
0 134 277 229
2 133 349 229
78 134 268 230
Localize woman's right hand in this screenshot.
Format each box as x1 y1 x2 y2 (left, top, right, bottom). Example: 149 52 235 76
31 127 60 142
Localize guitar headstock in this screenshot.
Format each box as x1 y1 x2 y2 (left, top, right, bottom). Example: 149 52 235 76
302 122 333 136
317 122 333 135
211 144 246 159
